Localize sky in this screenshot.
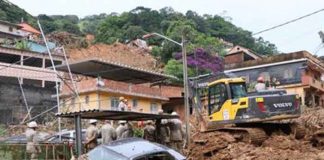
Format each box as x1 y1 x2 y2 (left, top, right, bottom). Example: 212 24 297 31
8 0 324 56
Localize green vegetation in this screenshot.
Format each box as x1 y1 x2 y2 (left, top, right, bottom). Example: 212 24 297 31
0 124 6 137
0 0 278 80
0 0 34 23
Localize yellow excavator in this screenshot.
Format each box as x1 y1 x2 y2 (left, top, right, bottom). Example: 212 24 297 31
190 73 304 144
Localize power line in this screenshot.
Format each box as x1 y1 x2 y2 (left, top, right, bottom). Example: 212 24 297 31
253 8 324 36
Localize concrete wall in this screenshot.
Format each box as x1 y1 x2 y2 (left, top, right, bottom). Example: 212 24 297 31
61 92 163 114
0 23 19 34
0 80 56 125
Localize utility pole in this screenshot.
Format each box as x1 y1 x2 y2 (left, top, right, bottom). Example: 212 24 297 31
181 35 190 147
143 32 190 147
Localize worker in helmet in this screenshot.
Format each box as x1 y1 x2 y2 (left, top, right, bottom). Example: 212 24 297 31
118 97 127 111
121 121 134 139
157 109 170 145
85 119 98 151
25 121 41 160
168 112 184 152
116 120 127 140
143 120 156 142
255 76 266 91
100 120 116 144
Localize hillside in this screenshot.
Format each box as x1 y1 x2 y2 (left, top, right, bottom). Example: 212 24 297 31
1 1 278 80
1 1 277 56
0 0 35 23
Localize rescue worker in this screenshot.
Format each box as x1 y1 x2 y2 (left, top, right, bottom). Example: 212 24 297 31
121 121 134 138
168 112 184 152
118 97 127 111
100 120 117 144
157 109 170 145
116 120 127 140
25 121 41 160
255 76 266 91
143 120 155 142
85 119 98 151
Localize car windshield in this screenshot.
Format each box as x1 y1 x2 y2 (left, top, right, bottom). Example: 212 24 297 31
88 146 127 160
230 83 247 99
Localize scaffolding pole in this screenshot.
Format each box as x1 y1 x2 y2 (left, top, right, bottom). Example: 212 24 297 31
18 77 31 120
60 46 84 111
37 20 62 141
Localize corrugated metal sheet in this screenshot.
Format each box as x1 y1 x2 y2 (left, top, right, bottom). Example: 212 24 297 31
56 109 178 121
54 58 178 84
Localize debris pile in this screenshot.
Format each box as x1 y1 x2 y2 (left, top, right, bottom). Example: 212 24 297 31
46 31 88 48
185 107 324 160
66 43 159 71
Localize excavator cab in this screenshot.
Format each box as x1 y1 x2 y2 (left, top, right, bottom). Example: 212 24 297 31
206 77 300 124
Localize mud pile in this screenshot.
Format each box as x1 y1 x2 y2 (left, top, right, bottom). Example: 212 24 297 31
66 43 159 71
186 107 324 160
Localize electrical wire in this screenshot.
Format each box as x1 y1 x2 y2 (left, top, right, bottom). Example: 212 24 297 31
253 8 324 35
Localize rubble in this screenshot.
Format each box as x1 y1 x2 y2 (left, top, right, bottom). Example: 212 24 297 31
185 107 324 160
66 43 159 71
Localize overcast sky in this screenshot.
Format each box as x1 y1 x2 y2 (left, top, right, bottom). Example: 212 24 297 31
8 0 324 56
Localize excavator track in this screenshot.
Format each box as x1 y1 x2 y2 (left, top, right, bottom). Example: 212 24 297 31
219 127 268 145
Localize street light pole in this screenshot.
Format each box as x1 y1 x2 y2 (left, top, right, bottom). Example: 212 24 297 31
143 32 190 147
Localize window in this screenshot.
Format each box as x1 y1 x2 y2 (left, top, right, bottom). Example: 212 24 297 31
134 152 175 160
150 103 158 113
284 69 294 79
132 99 138 109
230 83 247 99
110 97 119 110
8 27 13 32
208 83 228 115
85 95 89 104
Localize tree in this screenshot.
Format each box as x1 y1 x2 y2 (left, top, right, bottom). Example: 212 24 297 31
165 48 224 82
124 25 145 41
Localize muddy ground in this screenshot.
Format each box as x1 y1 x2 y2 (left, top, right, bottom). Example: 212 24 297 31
185 108 324 160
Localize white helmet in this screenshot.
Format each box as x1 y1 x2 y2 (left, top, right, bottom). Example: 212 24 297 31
118 120 126 124
171 112 178 115
89 119 97 124
27 121 38 128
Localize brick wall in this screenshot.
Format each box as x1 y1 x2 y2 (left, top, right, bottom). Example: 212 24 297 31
160 85 183 98
224 52 243 65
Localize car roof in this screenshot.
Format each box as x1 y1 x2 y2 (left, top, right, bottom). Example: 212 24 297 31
101 138 167 158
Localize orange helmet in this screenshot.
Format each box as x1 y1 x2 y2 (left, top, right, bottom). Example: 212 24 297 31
257 76 264 82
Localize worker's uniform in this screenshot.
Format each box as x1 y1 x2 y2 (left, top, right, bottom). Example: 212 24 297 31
157 119 170 145
121 123 134 138
25 128 41 160
255 82 266 91
169 119 184 152
85 124 98 151
116 124 127 140
143 124 156 142
118 101 127 111
100 123 117 144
